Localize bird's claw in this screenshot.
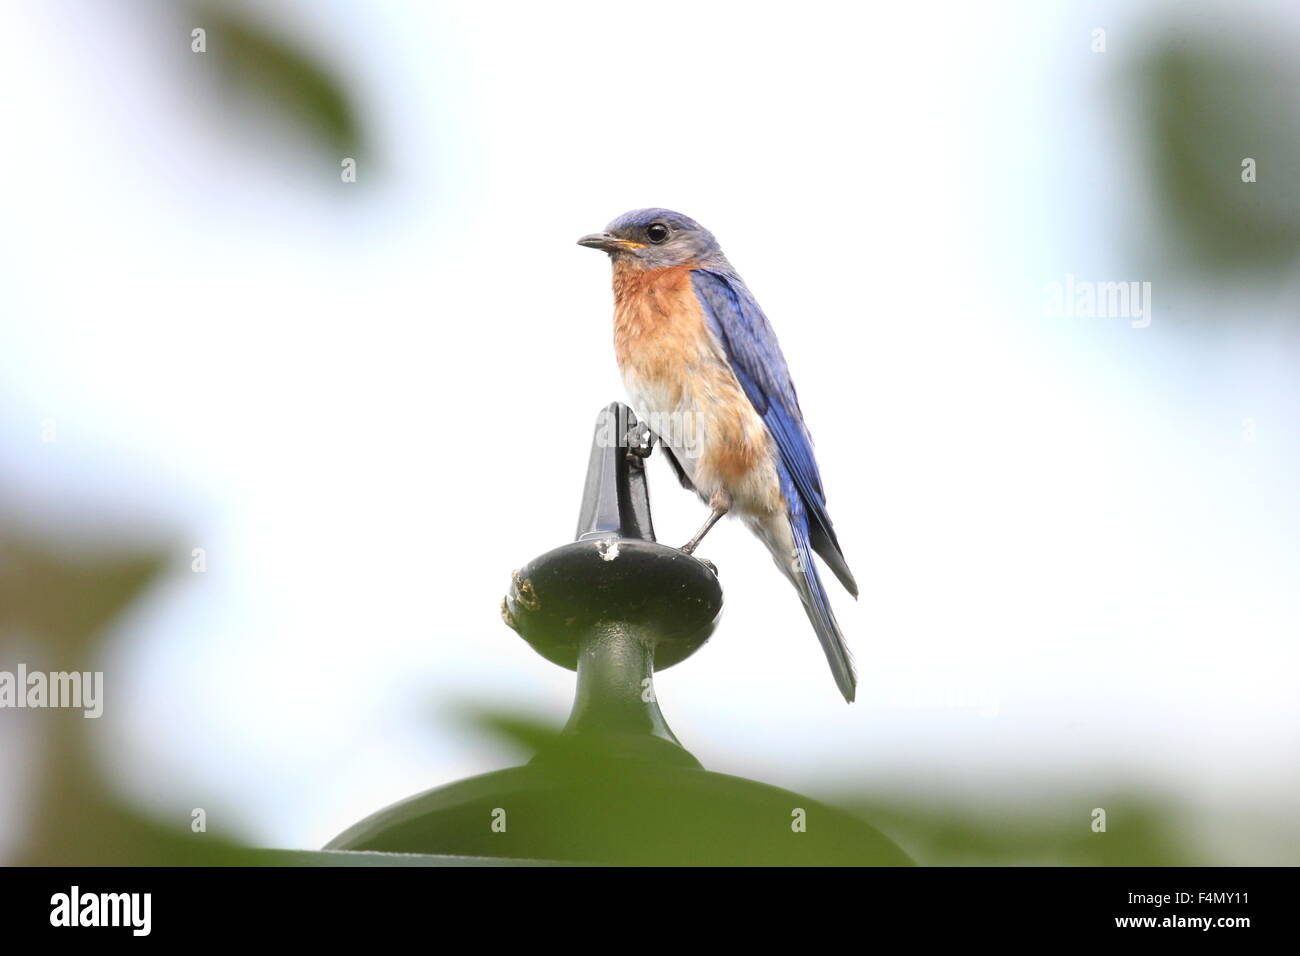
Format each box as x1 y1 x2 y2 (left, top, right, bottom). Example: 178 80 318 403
624 421 655 461
679 542 717 575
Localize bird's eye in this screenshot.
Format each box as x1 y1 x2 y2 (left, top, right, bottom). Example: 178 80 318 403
646 223 670 243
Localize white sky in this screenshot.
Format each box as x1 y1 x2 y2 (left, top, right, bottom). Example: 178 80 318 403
1 0 1298 858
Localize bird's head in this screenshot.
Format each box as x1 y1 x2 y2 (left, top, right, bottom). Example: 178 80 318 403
578 208 724 270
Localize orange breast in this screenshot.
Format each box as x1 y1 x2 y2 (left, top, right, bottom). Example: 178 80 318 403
611 261 772 491
611 262 707 405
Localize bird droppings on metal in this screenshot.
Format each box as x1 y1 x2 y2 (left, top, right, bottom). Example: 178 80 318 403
596 538 620 561
500 598 518 632
510 570 540 611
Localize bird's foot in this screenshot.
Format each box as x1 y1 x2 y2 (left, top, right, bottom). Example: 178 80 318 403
679 494 730 555
624 420 654 461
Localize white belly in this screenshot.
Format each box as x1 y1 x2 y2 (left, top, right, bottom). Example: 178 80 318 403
623 369 785 520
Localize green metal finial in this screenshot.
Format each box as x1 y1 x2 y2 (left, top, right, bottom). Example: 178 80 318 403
502 403 722 763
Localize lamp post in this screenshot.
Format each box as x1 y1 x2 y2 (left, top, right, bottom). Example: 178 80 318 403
326 404 911 865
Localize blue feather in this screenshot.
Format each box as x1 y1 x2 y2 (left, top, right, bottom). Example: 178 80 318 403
781 463 857 702
690 267 858 701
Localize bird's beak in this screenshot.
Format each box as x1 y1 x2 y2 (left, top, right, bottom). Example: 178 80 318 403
577 232 642 253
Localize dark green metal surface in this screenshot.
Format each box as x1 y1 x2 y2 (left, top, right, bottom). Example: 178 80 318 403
325 757 910 866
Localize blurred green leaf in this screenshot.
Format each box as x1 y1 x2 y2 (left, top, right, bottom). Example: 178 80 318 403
192 1 365 158
841 794 1207 866
1132 37 1300 275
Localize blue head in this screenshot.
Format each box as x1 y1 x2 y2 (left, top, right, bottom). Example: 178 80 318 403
578 208 728 270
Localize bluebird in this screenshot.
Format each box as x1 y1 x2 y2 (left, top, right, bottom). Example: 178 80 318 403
578 209 859 702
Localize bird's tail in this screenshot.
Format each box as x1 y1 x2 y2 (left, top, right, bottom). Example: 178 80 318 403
783 514 857 703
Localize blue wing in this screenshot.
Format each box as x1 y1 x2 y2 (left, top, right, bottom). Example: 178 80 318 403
690 268 857 597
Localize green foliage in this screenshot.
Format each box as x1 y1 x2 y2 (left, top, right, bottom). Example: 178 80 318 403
840 794 1205 867
1131 37 1300 275
191 1 365 158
